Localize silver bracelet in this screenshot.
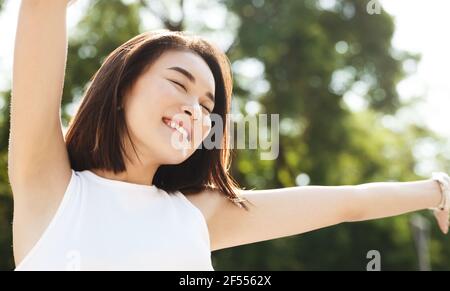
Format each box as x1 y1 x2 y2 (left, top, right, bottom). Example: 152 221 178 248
430 172 450 211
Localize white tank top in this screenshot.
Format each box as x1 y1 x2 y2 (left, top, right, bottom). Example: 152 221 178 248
15 169 213 271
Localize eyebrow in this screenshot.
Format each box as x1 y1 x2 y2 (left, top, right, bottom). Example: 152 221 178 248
167 66 215 102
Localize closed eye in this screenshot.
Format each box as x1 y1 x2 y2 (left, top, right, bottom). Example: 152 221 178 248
168 79 213 114
169 79 187 91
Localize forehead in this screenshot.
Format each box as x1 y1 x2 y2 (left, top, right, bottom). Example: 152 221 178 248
151 49 216 92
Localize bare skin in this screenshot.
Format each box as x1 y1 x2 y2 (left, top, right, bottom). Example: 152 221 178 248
8 0 449 267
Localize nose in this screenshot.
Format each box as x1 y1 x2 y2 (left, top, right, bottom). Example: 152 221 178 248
182 103 201 120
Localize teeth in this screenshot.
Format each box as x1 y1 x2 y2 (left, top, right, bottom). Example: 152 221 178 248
179 127 188 139
168 120 189 141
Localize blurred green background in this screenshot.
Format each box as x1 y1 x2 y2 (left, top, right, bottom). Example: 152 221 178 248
1 0 449 271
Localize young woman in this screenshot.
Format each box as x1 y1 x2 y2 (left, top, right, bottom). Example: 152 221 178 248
8 0 450 271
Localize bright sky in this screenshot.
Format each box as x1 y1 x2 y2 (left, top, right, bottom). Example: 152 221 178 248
380 0 450 138
0 0 87 92
0 0 449 137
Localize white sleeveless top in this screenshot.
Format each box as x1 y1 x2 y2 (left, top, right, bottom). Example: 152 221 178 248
15 169 213 271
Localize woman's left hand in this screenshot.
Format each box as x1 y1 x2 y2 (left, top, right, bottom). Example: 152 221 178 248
433 209 449 234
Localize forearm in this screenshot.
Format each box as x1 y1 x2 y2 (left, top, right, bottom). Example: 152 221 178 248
349 179 442 222
13 0 68 121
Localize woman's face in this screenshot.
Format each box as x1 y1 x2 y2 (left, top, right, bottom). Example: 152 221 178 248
123 49 216 165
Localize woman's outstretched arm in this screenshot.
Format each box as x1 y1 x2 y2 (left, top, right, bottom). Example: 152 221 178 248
205 178 446 251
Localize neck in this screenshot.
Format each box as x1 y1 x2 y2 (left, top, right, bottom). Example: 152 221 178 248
91 133 162 186
91 148 159 186
91 164 158 186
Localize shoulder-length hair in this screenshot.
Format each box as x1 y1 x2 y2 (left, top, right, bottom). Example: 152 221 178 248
65 30 250 210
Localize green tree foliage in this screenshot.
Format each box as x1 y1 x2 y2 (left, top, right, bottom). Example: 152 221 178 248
213 0 450 270
0 0 448 270
62 0 142 123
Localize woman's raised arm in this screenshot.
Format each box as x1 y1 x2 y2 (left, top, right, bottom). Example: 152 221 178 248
9 0 72 190
9 0 74 265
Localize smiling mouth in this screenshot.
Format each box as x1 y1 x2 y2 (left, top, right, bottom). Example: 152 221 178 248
162 117 191 142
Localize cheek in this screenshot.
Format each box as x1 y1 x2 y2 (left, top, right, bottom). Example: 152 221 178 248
201 116 212 138
189 118 210 147
130 82 172 119
125 94 159 136
195 115 212 140
133 76 173 105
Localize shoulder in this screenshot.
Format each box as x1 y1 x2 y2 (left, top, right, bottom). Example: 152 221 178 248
183 188 231 223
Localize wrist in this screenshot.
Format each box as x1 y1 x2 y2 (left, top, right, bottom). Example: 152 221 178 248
429 172 450 211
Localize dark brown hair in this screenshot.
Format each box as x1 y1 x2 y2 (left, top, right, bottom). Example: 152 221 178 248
65 30 250 210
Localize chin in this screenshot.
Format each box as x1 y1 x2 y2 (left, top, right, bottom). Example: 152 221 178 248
161 148 194 165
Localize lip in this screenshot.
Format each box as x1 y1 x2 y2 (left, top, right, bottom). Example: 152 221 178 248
162 117 191 142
